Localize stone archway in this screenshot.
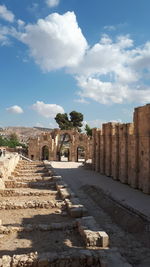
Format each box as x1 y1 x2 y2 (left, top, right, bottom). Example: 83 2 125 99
42 145 49 160
58 133 71 161
77 146 85 162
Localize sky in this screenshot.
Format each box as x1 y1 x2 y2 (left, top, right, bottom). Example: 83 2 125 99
0 0 150 129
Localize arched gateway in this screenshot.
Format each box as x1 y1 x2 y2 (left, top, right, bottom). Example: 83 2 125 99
28 129 92 162
42 145 49 160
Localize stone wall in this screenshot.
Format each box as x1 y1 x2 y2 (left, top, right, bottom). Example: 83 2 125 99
0 153 20 188
28 129 92 162
92 104 150 194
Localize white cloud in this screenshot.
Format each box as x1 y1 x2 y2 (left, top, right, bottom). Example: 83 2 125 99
0 33 9 46
32 101 64 118
83 118 122 130
83 119 105 129
0 25 11 46
77 76 150 105
18 11 87 71
74 98 89 104
72 35 150 104
0 5 14 22
104 25 116 31
46 0 60 8
2 10 150 105
6 105 24 114
17 19 25 27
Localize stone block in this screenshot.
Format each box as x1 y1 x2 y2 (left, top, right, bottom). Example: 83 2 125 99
65 198 88 218
58 187 75 200
2 255 11 267
77 216 109 248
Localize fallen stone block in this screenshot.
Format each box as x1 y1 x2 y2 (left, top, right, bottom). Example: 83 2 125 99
58 187 75 200
65 198 88 218
76 216 109 248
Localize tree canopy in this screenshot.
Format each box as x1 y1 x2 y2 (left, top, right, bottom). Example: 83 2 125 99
84 124 92 136
55 111 83 132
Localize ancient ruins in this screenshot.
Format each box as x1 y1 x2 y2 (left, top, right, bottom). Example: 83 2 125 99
92 103 150 194
0 103 150 266
28 129 92 162
0 155 130 266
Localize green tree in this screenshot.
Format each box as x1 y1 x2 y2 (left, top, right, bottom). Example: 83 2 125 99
55 113 72 130
85 124 92 136
8 133 19 148
55 111 83 132
70 111 83 132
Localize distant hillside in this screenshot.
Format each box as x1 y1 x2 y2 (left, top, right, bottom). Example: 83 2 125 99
33 127 53 132
0 127 53 144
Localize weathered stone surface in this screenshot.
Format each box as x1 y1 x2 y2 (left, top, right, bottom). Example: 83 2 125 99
4 180 54 189
28 129 92 162
0 222 76 235
65 198 88 218
0 200 56 210
77 216 109 248
92 103 150 194
2 255 11 267
56 180 68 191
0 250 132 267
58 187 75 200
0 153 20 186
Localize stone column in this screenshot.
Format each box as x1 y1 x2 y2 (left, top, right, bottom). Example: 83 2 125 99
127 123 138 188
111 123 119 180
100 128 105 174
95 130 100 172
92 128 97 170
134 104 150 194
103 123 113 177
118 124 128 184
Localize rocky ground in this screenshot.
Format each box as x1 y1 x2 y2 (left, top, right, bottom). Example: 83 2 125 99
0 161 84 260
1 159 148 266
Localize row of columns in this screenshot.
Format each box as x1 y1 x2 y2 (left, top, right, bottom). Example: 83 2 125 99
92 104 150 194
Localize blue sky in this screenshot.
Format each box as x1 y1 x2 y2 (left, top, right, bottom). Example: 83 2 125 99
0 0 150 128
